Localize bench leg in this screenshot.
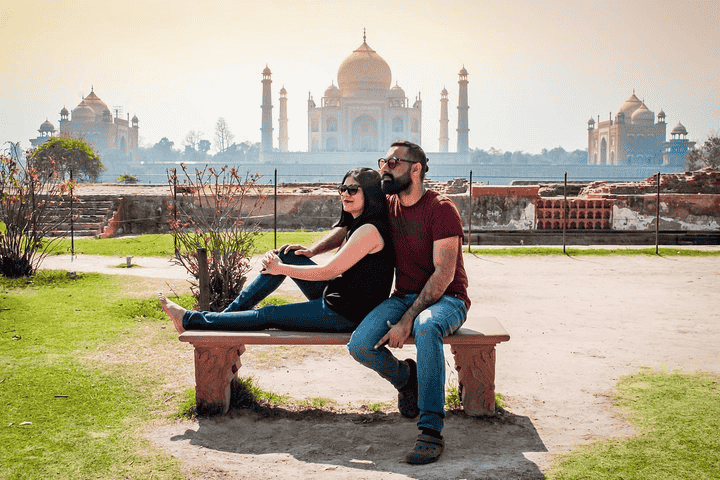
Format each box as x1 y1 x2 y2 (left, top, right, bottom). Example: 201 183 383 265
451 344 498 416
193 344 245 415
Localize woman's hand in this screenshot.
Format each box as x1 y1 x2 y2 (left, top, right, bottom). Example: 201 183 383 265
260 252 284 275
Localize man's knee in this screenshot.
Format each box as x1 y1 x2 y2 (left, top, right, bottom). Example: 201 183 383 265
413 314 443 340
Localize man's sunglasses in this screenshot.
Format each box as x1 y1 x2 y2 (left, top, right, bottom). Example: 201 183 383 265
338 184 360 195
377 155 419 170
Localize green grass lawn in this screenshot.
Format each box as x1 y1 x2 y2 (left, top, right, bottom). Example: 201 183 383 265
547 369 720 479
0 272 195 479
46 231 329 257
45 233 720 258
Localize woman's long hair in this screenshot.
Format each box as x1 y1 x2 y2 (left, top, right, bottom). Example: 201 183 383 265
333 167 387 231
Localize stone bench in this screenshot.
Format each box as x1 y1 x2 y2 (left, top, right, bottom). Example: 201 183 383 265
179 316 510 416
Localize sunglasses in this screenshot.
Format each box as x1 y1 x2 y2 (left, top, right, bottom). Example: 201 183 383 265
377 155 419 170
338 184 360 195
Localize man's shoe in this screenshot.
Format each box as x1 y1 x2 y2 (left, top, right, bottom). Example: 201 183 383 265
398 358 419 419
405 433 444 465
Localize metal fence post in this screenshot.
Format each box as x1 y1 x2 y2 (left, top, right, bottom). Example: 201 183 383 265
70 169 74 256
274 168 278 250
563 172 567 254
468 171 473 252
197 248 210 311
656 171 661 254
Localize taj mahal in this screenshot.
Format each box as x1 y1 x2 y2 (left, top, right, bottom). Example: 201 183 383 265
259 31 471 167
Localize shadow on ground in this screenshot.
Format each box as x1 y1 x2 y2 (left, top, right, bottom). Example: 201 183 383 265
168 390 547 479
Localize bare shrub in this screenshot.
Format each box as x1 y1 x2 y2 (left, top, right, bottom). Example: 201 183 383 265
168 164 267 311
0 142 76 278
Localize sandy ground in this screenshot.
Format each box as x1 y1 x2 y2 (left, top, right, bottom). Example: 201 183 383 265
41 249 720 479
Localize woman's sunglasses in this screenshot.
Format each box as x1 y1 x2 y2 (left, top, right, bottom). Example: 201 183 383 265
338 184 360 195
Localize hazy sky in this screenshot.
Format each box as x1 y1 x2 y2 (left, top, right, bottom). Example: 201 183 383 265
1 0 718 155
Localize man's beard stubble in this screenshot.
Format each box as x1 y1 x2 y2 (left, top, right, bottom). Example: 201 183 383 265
381 171 412 195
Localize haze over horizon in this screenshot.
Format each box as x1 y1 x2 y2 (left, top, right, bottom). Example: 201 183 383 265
1 0 718 156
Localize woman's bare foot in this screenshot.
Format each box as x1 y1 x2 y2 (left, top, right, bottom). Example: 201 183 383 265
159 293 187 333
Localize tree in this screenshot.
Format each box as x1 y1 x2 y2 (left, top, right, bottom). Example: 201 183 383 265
214 118 234 154
1 142 75 278
198 140 211 155
30 137 104 182
687 134 720 170
150 137 180 163
185 130 203 151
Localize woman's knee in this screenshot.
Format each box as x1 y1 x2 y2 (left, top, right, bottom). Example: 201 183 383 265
277 249 310 265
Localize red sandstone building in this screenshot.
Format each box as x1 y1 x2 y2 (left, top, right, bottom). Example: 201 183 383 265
30 88 139 162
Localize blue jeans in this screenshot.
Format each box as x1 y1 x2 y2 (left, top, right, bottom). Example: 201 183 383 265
347 293 467 432
182 250 356 333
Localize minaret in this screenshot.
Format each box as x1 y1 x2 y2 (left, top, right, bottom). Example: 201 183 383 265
439 87 449 152
278 86 288 152
457 66 469 153
261 65 273 153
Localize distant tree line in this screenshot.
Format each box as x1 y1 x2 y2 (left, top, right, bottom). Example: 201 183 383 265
471 146 587 165
687 134 720 170
139 117 263 164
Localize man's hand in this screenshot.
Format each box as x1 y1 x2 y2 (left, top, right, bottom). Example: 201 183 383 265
275 243 314 258
374 318 413 350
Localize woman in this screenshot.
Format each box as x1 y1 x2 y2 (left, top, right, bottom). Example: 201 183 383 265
160 167 394 334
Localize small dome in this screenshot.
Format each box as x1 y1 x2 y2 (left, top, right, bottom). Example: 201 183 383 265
39 119 55 132
459 66 468 76
588 116 595 124
324 82 341 98
60 106 69 116
631 103 654 123
658 109 665 118
618 92 643 116
132 115 138 123
441 87 448 96
280 86 287 95
671 122 687 135
389 82 405 98
262 65 271 75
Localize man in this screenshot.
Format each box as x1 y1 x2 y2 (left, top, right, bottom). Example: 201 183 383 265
348 140 470 465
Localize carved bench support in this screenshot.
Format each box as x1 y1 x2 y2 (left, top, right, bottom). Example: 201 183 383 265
193 344 245 414
452 344 497 416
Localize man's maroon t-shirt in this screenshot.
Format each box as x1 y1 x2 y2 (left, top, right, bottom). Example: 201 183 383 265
387 189 470 310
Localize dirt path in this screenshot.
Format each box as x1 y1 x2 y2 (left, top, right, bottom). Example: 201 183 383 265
43 250 720 478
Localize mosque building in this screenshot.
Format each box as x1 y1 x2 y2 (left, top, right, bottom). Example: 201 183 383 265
587 91 693 167
260 32 469 158
31 88 139 161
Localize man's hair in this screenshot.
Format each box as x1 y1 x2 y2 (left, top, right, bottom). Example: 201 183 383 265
391 140 429 179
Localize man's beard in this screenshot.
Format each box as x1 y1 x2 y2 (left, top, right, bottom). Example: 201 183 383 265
381 171 412 195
